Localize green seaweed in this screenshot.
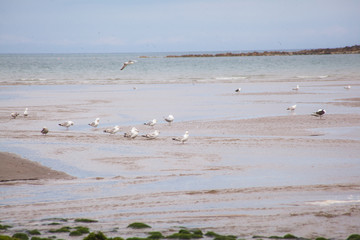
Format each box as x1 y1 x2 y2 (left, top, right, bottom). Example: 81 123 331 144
348 234 360 240
30 237 53 240
69 226 90 236
127 223 151 229
205 231 235 240
0 225 12 230
49 226 71 233
12 233 29 240
75 218 98 223
147 232 164 239
167 229 204 239
283 234 297 239
27 230 41 236
0 235 17 240
83 231 108 240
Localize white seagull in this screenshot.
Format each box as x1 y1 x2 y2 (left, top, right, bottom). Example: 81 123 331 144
11 112 19 119
142 130 160 140
164 115 174 125
287 104 297 111
23 108 29 117
344 85 351 89
88 118 100 128
103 125 120 134
120 60 136 70
311 109 326 119
124 127 139 139
144 119 157 127
292 85 299 91
235 88 241 93
172 131 189 144
59 120 74 129
41 127 49 135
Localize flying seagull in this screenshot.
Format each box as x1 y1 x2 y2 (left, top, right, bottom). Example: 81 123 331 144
311 109 326 119
144 119 157 127
103 125 120 134
142 130 160 140
41 127 49 135
88 118 100 128
172 131 189 144
344 85 351 89
292 85 299 91
164 115 174 125
23 108 29 117
59 120 74 129
120 60 136 70
235 88 241 93
11 112 19 119
287 104 297 111
124 127 139 139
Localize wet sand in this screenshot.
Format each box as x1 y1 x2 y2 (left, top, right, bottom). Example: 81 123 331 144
0 152 73 182
0 82 360 239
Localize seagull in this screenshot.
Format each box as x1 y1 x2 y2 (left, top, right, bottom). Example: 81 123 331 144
311 109 326 119
172 131 189 144
23 108 29 117
103 125 120 134
344 85 351 89
287 104 297 111
120 60 136 70
124 127 139 139
292 85 299 91
88 118 100 128
11 112 19 119
58 120 74 129
142 130 160 139
41 127 49 135
164 115 174 125
235 88 241 93
144 119 157 127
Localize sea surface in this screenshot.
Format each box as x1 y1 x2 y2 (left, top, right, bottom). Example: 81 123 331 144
0 52 360 85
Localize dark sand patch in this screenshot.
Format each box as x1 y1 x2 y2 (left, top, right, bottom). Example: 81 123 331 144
0 152 74 182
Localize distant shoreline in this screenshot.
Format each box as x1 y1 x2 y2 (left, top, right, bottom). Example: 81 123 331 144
165 45 360 58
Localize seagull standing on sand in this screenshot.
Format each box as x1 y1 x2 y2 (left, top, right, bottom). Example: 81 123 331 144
311 109 326 119
144 119 157 127
164 115 174 125
11 112 19 119
293 85 299 91
120 60 136 70
235 88 241 93
124 127 139 139
287 104 297 111
142 130 160 139
172 131 189 144
88 118 100 128
41 127 49 135
23 108 29 117
103 125 120 134
59 121 74 129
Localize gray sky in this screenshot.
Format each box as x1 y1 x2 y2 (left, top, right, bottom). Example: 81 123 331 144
0 0 359 53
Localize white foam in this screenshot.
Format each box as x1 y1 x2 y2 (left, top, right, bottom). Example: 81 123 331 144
307 199 360 206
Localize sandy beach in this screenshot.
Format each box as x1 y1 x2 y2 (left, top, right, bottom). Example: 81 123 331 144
1 81 360 240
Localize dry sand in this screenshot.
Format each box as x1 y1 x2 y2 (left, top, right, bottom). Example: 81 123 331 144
0 83 360 239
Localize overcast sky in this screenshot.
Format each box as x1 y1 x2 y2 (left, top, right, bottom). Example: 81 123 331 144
0 0 359 53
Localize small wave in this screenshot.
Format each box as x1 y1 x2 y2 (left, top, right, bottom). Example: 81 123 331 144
296 75 329 79
307 199 360 206
215 76 247 80
19 78 47 81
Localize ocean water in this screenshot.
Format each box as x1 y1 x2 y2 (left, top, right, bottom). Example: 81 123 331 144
0 52 360 85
